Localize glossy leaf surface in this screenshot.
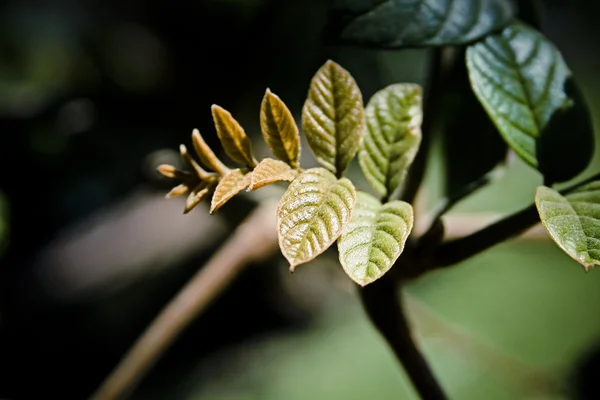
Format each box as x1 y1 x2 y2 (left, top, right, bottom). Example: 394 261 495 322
467 23 593 183
302 60 365 177
277 168 356 270
338 191 413 286
359 83 422 198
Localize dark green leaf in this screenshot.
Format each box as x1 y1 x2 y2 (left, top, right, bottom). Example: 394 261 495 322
358 83 422 198
338 191 413 286
302 60 365 177
467 23 594 183
536 183 600 271
277 168 356 270
323 0 515 48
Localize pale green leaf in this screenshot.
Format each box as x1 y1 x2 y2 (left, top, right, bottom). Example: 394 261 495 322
302 60 365 177
248 158 298 191
323 0 515 48
260 89 301 168
536 183 600 271
277 167 356 270
359 83 422 198
210 168 250 214
467 23 593 183
338 191 413 286
212 105 258 168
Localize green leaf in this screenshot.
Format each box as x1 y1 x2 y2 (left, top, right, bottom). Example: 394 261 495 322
302 60 365 177
338 191 413 286
210 169 250 214
277 168 356 270
536 183 600 271
439 48 508 196
248 158 298 191
212 105 258 168
467 23 594 183
358 83 422 198
260 89 301 168
323 0 515 49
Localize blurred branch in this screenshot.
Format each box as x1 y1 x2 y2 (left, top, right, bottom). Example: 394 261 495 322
360 276 448 400
90 201 279 400
405 294 564 396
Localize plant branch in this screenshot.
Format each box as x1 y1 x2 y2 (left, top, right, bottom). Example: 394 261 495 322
89 201 279 400
360 275 448 400
429 171 600 268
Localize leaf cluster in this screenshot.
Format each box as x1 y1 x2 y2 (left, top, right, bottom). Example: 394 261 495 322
161 0 600 285
160 60 421 286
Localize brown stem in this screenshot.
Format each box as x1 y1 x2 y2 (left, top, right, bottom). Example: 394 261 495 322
360 276 448 400
89 201 279 400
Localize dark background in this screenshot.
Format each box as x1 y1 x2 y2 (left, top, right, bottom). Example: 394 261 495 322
1 1 600 399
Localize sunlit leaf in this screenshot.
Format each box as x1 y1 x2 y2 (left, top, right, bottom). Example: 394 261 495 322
192 128 229 175
212 105 258 168
260 89 301 168
323 0 515 48
185 182 211 214
277 167 356 270
359 83 422 198
338 191 413 286
467 23 594 183
302 60 365 177
536 183 600 271
210 169 250 214
248 158 298 191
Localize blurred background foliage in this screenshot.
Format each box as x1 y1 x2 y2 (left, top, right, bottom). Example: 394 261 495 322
2 0 600 399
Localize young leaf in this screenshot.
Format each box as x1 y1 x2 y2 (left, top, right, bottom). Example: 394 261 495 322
166 183 189 199
248 158 298 191
211 105 258 168
323 0 515 48
192 129 229 176
338 191 413 286
302 60 365 177
536 183 600 271
260 89 301 168
359 83 422 198
185 182 211 214
277 167 356 270
210 169 250 214
467 23 594 183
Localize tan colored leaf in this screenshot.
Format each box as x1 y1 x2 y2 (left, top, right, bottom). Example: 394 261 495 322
210 168 250 214
180 144 210 180
192 129 229 175
277 168 356 270
185 182 211 214
157 164 191 180
248 158 298 191
166 183 189 199
260 89 301 168
211 105 258 168
301 60 365 176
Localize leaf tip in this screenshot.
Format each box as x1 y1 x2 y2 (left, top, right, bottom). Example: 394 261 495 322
289 264 295 273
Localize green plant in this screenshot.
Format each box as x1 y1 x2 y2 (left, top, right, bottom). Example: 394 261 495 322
91 1 600 399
